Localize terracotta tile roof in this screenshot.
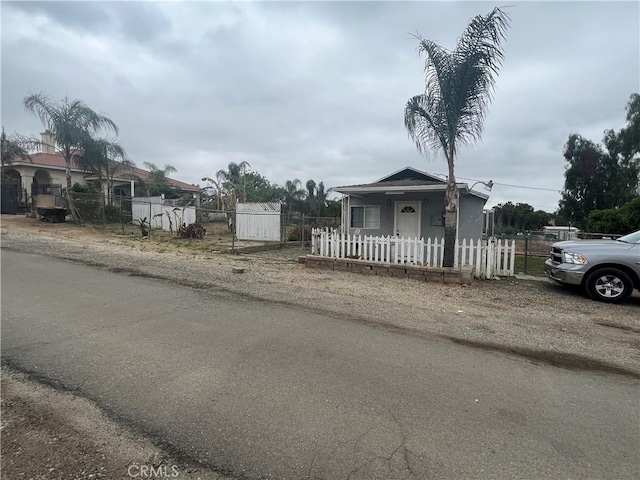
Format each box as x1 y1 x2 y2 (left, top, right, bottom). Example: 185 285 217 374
17 152 200 192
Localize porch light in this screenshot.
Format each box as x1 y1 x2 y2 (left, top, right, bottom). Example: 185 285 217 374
469 180 493 192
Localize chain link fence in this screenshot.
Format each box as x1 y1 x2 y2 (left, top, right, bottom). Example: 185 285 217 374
31 193 347 254
281 213 341 247
494 232 554 277
496 230 626 276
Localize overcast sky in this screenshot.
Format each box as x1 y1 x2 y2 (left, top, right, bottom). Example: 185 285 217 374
2 1 638 212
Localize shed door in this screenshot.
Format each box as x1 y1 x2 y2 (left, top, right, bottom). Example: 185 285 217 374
395 202 420 238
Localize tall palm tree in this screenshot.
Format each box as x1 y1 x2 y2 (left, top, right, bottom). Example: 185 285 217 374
316 181 328 217
139 162 178 197
78 136 134 205
404 7 509 266
306 179 317 215
283 179 305 213
23 93 118 194
201 170 226 210
217 161 252 204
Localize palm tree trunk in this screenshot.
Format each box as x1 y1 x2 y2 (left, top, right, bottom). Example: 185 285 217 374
63 151 81 223
65 156 73 193
443 154 457 267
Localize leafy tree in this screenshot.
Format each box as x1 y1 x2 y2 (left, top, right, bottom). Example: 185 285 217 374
587 196 640 234
404 8 510 266
558 94 640 229
619 93 640 159
243 171 281 203
493 202 552 233
23 93 118 194
325 199 342 218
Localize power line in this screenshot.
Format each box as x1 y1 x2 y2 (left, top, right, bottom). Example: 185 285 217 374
433 173 562 193
490 181 561 193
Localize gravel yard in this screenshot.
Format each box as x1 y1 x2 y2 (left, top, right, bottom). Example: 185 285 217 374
2 215 639 375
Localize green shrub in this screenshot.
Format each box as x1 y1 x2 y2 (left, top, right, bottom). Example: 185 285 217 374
70 182 98 194
103 205 120 222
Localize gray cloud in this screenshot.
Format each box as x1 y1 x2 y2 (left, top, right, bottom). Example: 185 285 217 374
2 1 638 212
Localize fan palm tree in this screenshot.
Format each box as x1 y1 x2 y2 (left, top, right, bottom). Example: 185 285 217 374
77 136 134 205
404 7 509 266
283 179 305 213
23 93 118 194
306 179 317 215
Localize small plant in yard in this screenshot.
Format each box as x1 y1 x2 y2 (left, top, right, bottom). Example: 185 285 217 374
137 217 149 237
177 222 206 239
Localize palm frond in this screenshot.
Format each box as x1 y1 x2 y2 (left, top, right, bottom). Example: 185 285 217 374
405 8 510 157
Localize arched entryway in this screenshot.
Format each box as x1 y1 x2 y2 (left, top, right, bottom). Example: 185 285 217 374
3 168 21 185
31 169 58 196
33 168 52 185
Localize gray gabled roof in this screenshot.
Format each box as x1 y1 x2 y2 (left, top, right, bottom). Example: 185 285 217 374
331 166 489 201
375 166 446 184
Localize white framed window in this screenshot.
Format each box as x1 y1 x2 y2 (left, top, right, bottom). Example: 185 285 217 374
350 206 380 229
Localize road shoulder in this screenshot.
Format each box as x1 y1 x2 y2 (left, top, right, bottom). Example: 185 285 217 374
1 367 233 480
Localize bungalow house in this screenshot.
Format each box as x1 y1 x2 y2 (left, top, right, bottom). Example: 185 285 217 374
332 167 490 242
1 131 200 214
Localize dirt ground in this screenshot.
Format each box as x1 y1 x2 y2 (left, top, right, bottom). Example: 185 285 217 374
1 368 234 480
1 214 639 478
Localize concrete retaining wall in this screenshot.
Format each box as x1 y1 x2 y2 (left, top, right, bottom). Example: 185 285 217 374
303 256 473 285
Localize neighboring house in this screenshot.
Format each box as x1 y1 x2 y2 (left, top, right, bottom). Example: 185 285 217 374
331 166 489 241
2 131 200 213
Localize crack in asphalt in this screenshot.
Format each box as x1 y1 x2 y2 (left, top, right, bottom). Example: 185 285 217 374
344 412 426 480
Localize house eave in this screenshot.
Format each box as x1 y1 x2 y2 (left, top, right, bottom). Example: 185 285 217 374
6 161 82 173
333 183 466 194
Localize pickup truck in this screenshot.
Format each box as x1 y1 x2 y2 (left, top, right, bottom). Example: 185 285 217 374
544 229 640 303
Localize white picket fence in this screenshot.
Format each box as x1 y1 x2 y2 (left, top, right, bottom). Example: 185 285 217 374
310 228 515 278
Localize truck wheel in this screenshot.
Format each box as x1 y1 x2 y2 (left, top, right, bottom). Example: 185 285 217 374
585 268 633 303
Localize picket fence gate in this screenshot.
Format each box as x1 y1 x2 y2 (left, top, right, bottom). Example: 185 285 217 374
310 228 515 279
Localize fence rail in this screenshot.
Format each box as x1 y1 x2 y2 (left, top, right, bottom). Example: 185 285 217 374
311 228 515 278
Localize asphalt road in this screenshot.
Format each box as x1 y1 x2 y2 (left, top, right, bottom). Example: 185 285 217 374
2 249 638 480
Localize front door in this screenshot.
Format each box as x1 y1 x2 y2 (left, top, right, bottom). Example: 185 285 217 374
395 201 420 238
